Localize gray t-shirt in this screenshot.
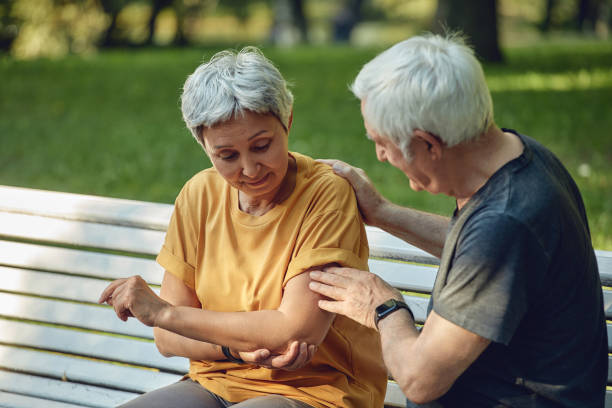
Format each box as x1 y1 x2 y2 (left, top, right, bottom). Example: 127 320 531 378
423 131 607 408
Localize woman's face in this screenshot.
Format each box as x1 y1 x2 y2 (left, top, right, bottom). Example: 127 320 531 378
202 111 290 201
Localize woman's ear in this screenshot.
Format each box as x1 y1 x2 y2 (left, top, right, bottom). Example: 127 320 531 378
287 110 294 132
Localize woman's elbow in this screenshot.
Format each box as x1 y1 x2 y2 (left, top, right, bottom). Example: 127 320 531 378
291 321 332 347
153 328 174 358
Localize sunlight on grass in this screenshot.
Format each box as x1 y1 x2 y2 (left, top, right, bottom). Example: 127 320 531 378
488 68 612 91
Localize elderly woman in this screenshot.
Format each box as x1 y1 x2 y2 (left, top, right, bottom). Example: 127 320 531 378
98 47 386 408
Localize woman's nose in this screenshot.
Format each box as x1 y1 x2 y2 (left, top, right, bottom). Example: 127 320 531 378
241 158 259 178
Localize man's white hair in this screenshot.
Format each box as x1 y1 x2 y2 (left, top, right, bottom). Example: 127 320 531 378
181 46 293 145
351 33 493 160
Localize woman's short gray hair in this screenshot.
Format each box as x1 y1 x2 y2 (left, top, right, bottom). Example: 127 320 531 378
351 33 493 160
181 46 293 144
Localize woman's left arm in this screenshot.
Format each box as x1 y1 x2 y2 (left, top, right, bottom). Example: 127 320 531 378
99 264 336 354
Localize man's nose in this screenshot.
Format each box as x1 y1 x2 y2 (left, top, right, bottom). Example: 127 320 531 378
376 145 387 162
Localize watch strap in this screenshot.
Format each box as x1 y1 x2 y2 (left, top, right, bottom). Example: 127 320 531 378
222 345 245 364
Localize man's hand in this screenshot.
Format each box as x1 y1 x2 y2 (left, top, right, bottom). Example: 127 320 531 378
238 341 317 371
98 275 170 327
309 266 402 330
317 159 387 226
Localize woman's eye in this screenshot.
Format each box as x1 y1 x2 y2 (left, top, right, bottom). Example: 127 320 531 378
252 143 270 152
219 152 238 161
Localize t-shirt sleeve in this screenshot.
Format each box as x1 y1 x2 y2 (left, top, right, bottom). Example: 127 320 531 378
156 184 200 290
285 178 369 286
433 213 549 345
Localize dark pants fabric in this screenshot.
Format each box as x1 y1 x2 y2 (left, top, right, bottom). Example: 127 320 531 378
118 379 315 408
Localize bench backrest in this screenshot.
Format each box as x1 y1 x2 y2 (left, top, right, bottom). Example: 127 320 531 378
0 185 610 407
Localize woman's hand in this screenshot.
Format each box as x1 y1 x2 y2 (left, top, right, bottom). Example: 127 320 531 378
98 275 171 327
238 341 317 371
317 159 387 226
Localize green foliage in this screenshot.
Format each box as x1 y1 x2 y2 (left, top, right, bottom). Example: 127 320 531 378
0 40 610 249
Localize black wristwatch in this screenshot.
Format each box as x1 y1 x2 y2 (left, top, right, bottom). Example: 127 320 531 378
222 345 245 364
374 299 414 329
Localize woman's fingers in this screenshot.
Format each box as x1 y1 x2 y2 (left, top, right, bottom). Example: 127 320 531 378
239 348 271 365
283 342 308 371
269 341 299 368
106 281 132 321
98 276 167 326
98 278 127 304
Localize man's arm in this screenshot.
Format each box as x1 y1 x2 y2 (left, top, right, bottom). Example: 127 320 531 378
378 309 489 404
318 159 449 258
309 266 490 404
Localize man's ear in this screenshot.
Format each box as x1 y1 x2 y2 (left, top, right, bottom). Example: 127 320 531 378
413 129 443 160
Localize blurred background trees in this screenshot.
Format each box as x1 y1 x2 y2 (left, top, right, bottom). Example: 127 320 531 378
1 0 610 60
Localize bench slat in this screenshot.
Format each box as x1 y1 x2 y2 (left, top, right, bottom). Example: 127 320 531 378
0 240 164 284
0 212 164 256
0 185 173 231
370 258 437 292
598 250 612 286
0 371 138 408
0 292 152 339
365 226 439 265
0 266 161 303
0 319 188 374
0 392 89 408
383 382 406 407
0 344 180 394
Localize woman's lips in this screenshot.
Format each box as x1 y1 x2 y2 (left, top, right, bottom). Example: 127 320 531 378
244 173 270 187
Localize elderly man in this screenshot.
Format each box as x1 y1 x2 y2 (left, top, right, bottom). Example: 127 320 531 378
309 34 607 407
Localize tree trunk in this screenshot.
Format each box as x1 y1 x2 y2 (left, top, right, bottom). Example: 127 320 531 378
145 0 173 45
290 0 308 42
431 0 502 62
576 0 602 32
332 0 364 43
540 0 556 32
99 0 124 47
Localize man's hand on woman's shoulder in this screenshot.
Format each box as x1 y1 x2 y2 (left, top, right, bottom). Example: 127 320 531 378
317 159 388 226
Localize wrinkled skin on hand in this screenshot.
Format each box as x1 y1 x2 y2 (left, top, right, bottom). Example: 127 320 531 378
309 266 403 330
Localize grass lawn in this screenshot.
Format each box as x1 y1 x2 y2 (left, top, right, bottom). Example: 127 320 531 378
1 39 611 250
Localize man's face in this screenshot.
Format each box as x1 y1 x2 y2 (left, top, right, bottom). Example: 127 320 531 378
361 102 436 194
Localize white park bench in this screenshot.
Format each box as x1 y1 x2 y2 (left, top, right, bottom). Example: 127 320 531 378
0 184 610 407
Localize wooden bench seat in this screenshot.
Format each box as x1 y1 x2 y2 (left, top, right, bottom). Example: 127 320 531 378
0 185 610 407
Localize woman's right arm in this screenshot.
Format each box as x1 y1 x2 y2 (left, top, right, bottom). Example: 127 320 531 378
153 271 225 360
153 272 313 368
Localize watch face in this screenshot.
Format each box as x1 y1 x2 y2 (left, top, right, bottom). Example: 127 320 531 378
375 299 413 328
376 299 398 316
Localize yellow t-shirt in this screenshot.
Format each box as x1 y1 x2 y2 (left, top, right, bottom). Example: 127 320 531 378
156 152 387 408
